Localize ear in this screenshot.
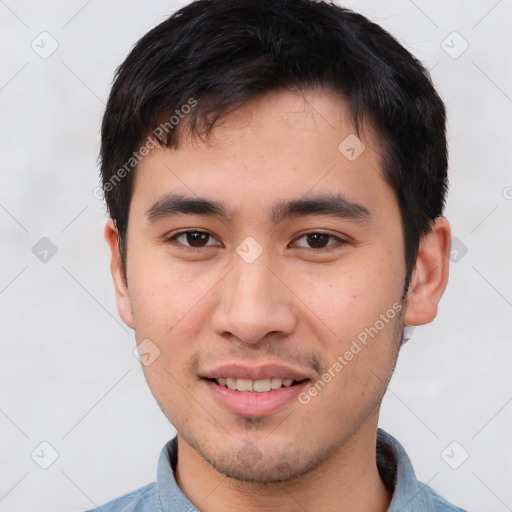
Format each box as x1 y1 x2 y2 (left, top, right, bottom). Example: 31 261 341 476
403 217 451 326
104 219 135 329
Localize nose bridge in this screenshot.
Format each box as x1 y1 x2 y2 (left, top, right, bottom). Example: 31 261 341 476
212 250 297 344
232 254 273 311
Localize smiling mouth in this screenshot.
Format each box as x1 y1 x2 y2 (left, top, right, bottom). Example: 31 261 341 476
208 377 308 393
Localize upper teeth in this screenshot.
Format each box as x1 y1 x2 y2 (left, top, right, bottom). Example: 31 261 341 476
216 377 295 392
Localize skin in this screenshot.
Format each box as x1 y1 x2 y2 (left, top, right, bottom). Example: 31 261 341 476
105 88 451 512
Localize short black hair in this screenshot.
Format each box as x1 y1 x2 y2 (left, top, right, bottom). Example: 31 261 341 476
100 0 448 290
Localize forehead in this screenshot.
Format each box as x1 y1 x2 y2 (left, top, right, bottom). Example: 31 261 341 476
131 88 396 223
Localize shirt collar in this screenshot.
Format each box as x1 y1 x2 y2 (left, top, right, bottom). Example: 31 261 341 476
377 428 437 511
156 438 199 511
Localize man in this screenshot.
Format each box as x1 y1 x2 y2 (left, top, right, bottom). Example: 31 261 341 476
92 0 465 510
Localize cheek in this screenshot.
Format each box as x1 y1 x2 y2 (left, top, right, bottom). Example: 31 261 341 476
288 253 403 344
127 250 212 338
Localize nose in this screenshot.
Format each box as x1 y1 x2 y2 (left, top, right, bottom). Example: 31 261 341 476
211 254 298 346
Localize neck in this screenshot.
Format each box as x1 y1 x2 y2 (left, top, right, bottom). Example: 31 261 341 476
175 417 391 512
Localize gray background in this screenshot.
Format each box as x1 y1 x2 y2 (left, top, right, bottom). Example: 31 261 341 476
1 1 511 511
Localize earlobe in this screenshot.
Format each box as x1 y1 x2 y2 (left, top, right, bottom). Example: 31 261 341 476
104 219 135 329
403 217 451 327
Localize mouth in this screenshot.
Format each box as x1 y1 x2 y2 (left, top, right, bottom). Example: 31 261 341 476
201 364 312 416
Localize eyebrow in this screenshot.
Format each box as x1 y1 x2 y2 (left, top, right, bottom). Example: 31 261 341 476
146 192 372 224
270 193 371 224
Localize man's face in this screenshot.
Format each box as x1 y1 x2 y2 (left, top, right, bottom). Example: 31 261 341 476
117 88 407 482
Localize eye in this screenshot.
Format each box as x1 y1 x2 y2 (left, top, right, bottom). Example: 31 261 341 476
168 230 220 248
293 232 344 250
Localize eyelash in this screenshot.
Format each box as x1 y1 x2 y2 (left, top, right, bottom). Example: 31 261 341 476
166 230 347 253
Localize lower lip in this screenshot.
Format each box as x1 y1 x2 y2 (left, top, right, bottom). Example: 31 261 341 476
204 379 309 417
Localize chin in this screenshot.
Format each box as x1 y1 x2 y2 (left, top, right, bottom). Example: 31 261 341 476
185 433 329 484
207 453 315 483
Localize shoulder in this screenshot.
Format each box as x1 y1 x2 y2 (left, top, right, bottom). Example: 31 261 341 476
418 482 468 512
83 482 160 512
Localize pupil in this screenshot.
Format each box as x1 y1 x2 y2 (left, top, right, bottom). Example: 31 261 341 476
187 232 208 247
307 233 328 248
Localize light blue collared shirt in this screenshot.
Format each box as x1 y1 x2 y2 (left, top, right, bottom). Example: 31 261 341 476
86 429 466 512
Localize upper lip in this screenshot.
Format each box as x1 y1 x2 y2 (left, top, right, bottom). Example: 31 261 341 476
201 363 313 381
